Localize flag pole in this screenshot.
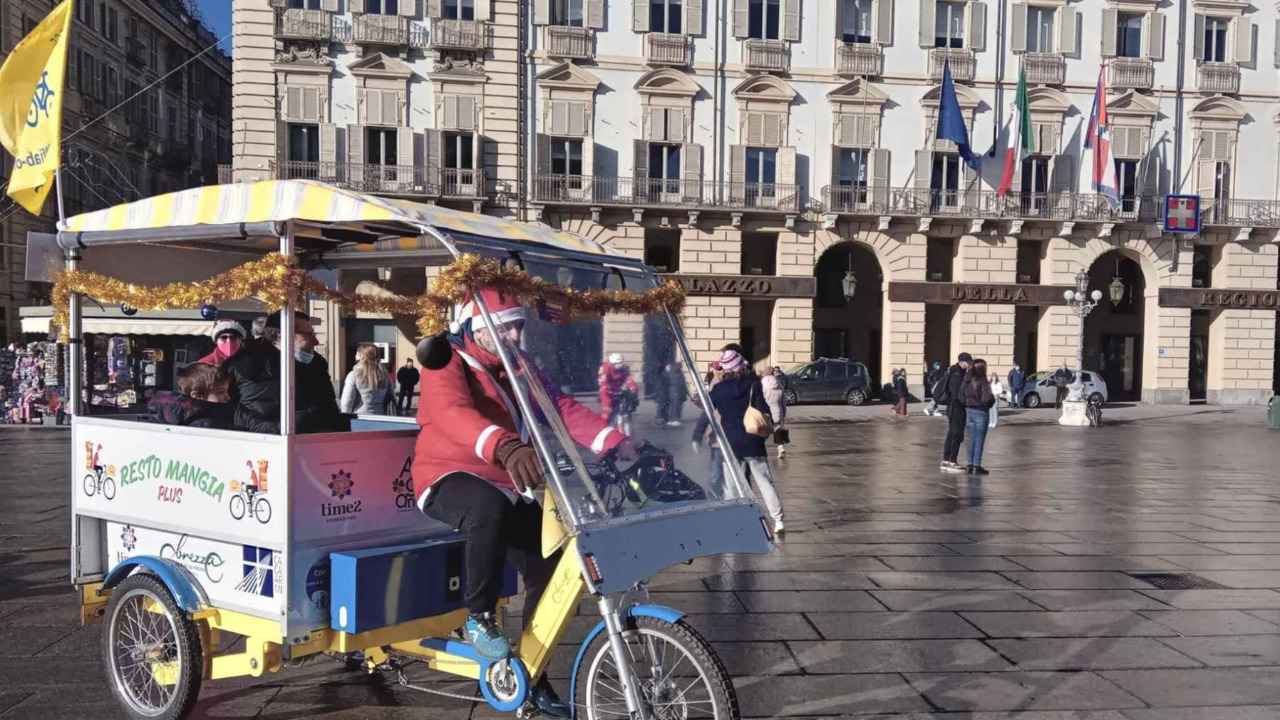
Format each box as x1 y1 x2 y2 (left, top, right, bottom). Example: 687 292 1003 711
60 3 80 417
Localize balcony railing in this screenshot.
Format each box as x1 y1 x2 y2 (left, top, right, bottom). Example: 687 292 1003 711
744 39 789 72
928 48 975 81
1024 52 1066 85
273 160 486 199
275 8 332 41
532 176 801 212
836 42 883 76
1109 57 1154 91
546 25 594 59
646 33 692 65
353 13 410 46
125 36 147 66
1197 61 1240 94
218 164 233 184
431 19 491 50
1201 198 1280 227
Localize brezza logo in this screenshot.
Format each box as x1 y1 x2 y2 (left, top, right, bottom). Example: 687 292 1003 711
14 145 50 169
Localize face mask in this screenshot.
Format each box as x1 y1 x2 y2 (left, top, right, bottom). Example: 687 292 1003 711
216 336 241 358
295 349 315 364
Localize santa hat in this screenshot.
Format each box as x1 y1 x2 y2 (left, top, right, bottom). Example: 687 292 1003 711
450 287 528 335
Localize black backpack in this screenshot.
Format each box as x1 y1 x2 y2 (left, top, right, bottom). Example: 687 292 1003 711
930 372 950 404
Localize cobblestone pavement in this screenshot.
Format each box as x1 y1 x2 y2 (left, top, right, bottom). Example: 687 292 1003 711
4 405 1280 719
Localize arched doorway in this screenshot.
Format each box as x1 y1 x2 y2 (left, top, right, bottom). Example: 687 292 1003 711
1084 251 1147 402
814 242 884 387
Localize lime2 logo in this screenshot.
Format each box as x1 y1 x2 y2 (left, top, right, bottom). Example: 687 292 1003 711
321 469 362 520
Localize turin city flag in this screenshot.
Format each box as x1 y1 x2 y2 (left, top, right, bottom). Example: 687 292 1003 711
996 69 1033 197
0 0 73 215
1085 65 1120 206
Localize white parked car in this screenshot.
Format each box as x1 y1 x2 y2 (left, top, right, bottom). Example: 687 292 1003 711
1015 370 1109 408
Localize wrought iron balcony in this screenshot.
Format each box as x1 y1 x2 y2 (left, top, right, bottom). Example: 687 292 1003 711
353 13 410 47
272 160 486 199
125 36 147 67
1024 52 1066 85
531 176 801 213
744 39 790 73
1200 198 1280 227
1109 57 1154 91
431 19 491 50
646 33 692 66
546 26 594 59
836 42 883 77
928 48 975 82
1197 61 1240 94
275 8 332 42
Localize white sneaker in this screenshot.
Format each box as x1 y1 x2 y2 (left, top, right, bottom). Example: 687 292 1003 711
777 447 786 458
666 420 682 427
773 521 785 536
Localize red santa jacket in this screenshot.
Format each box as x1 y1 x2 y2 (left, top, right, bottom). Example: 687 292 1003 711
597 362 638 416
412 339 625 507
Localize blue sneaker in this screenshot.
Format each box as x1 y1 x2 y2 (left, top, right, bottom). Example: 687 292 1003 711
463 613 511 660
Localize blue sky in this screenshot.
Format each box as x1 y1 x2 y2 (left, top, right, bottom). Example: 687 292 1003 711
198 0 233 52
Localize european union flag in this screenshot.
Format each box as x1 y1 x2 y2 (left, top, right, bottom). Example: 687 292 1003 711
936 61 981 171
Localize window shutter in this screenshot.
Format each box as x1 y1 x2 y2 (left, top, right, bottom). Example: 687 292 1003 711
763 113 783 146
569 102 589 136
1214 131 1234 161
460 96 478 130
968 2 986 51
686 0 705 35
348 124 365 170
397 126 415 184
384 91 401 126
476 0 491 20
443 95 459 129
835 114 851 147
644 106 660 140
1193 15 1204 60
554 101 572 135
633 139 650 197
1058 7 1078 57
682 143 703 200
634 0 650 32
861 115 877 146
1111 126 1130 158
831 146 843 201
1011 3 1027 52
319 124 338 175
1101 9 1117 57
918 0 934 47
321 0 339 11
1275 18 1280 67
1232 19 1252 63
277 120 288 169
534 0 550 25
1194 160 1217 197
587 0 605 29
536 134 551 175
285 87 301 120
668 108 687 142
1146 13 1165 60
427 0 442 17
733 0 749 37
782 0 801 41
1050 154 1074 192
743 112 762 145
425 129 443 187
914 150 932 192
871 147 890 207
730 145 746 200
399 0 417 17
776 146 797 203
874 0 894 45
361 89 376 125
303 87 320 122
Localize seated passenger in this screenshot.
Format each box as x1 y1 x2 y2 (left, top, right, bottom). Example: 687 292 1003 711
225 311 348 434
146 362 234 429
197 319 246 367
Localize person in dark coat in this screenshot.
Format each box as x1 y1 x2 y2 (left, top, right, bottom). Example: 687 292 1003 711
709 348 784 534
1007 362 1026 408
225 311 348 434
665 361 688 426
1051 365 1074 408
396 358 420 415
146 362 234 429
963 358 996 474
892 368 910 416
939 352 972 472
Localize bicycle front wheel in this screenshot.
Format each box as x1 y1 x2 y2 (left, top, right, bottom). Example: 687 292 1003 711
229 494 246 520
574 616 738 720
83 474 97 497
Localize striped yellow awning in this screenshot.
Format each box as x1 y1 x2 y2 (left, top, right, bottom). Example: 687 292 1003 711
60 180 607 256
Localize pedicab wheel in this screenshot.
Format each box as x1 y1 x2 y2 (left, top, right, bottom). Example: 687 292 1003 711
229 494 246 520
103 477 117 500
575 616 738 720
252 497 272 524
84 474 98 497
103 574 203 720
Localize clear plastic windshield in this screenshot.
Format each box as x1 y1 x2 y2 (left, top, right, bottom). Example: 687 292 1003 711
472 258 751 530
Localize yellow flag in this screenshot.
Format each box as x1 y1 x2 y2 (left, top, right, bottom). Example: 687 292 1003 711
0 0 74 216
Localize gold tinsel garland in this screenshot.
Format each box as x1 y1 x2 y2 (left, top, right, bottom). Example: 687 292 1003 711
51 253 686 339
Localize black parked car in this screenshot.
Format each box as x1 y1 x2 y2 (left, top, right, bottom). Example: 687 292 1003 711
781 358 874 406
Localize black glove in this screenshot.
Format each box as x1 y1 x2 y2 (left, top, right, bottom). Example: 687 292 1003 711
494 440 542 493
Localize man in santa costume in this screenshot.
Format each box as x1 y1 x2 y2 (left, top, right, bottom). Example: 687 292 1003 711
413 287 635 717
597 352 639 434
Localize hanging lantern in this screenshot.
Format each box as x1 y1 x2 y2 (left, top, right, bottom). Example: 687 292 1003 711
1108 258 1126 307
842 249 857 301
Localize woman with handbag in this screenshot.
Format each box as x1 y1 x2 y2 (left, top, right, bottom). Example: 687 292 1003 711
761 366 789 458
709 349 785 535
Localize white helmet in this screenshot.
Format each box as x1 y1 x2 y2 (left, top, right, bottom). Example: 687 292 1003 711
608 353 623 365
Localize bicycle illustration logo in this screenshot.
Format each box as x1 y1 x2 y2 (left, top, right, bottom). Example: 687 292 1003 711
83 442 116 500
229 459 272 524
26 71 55 129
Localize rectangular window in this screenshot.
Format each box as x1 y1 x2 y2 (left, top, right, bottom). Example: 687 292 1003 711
935 1 965 48
650 0 683 33
1020 156 1050 212
1117 12 1143 57
367 0 400 14
837 148 869 205
287 123 320 164
647 143 682 194
842 0 872 42
1212 160 1230 201
1203 16 1228 62
1026 6 1055 52
644 228 681 272
445 132 474 169
444 0 475 20
551 0 585 26
741 233 777 275
745 147 777 206
289 0 324 7
930 153 961 209
1115 159 1138 212
748 0 781 39
551 138 584 176
367 128 397 165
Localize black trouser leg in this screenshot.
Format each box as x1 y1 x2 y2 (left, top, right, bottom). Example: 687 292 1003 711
943 404 967 462
423 474 517 616
504 499 562 619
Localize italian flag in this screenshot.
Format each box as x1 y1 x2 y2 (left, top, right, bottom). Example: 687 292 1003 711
996 69 1034 197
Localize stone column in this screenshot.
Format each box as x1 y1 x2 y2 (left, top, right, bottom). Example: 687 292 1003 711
773 229 814 367
1037 232 1080 374
676 227 743 370
952 232 1017 373
1207 240 1279 404
887 230 928 397
1146 237 1193 404
231 0 278 182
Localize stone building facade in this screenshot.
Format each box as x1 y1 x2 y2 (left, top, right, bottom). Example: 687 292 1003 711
232 0 1280 404
0 0 232 343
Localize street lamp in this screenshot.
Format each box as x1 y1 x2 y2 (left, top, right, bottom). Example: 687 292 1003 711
1059 269 1103 426
1108 258 1126 307
842 250 857 301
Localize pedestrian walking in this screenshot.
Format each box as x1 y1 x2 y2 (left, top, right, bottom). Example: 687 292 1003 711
396 358 419 415
652 359 672 426
1052 365 1073 408
891 368 909 416
1007 362 1025 408
925 361 944 415
963 358 996 475
692 362 726 495
939 352 973 473
665 361 687 426
710 348 785 535
761 366 789 457
990 372 1005 407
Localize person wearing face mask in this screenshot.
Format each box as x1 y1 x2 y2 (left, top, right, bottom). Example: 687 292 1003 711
198 320 246 367
225 311 347 434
